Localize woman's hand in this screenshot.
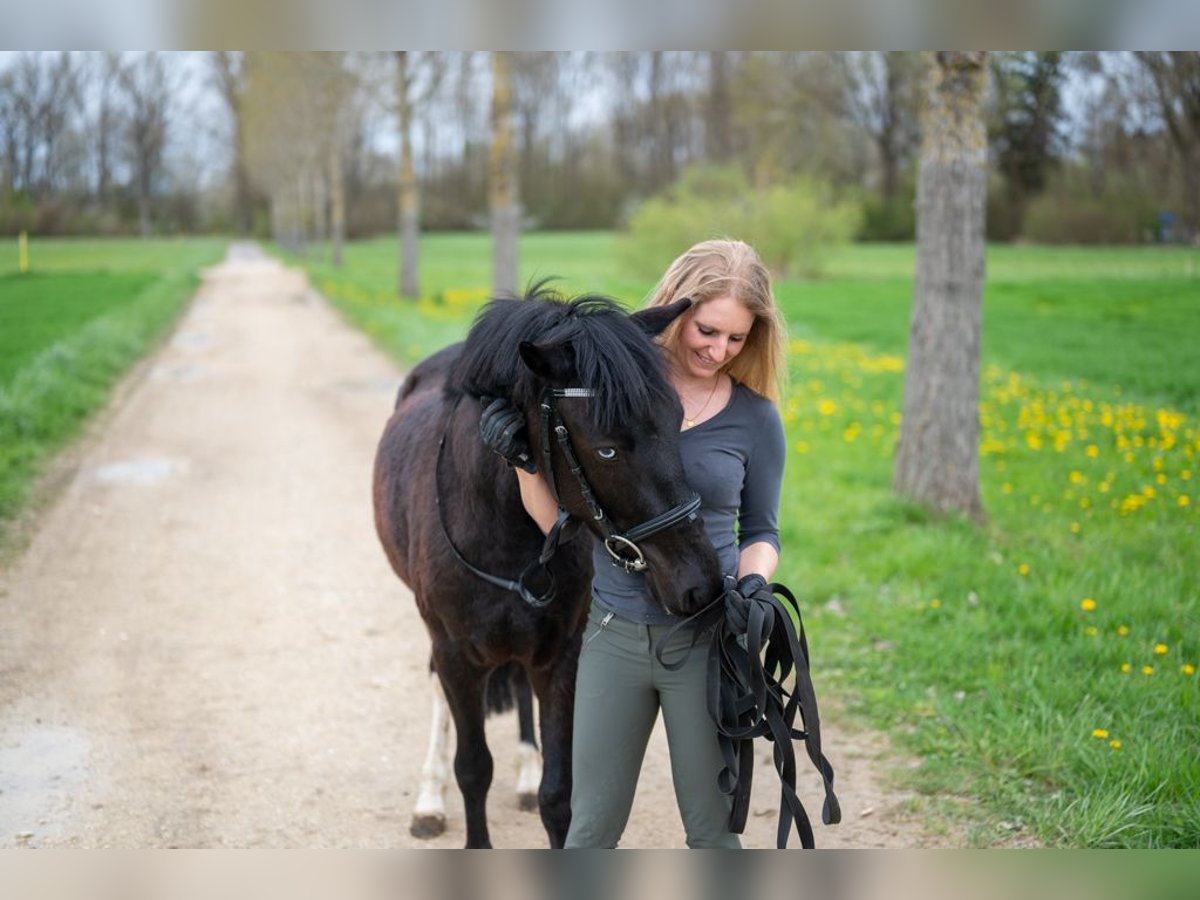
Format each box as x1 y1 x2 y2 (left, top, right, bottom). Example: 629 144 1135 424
479 397 537 473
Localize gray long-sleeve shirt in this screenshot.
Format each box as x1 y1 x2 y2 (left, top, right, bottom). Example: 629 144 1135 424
592 380 787 625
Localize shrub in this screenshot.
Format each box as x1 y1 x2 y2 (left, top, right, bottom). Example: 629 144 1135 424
860 192 916 241
620 165 862 281
1022 169 1159 245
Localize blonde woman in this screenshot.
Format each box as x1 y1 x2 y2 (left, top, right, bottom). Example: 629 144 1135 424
482 239 788 848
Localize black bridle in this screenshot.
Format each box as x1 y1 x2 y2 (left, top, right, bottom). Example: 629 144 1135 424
434 389 701 607
538 387 702 575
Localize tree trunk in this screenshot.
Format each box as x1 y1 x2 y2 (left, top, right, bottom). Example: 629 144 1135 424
490 52 519 298
396 51 419 299
328 139 345 268
706 51 733 163
893 52 987 522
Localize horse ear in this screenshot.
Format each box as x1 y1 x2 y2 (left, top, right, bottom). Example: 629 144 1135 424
519 340 574 384
631 297 693 336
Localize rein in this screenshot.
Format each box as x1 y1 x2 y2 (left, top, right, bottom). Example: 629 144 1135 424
435 395 571 608
654 579 841 849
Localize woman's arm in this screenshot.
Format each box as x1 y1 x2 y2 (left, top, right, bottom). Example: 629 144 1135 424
737 399 787 581
737 541 779 581
515 468 561 535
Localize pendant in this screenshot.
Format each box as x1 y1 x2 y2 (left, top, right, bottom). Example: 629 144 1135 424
684 419 695 429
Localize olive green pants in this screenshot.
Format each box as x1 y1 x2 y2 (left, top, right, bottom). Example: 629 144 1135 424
564 603 740 849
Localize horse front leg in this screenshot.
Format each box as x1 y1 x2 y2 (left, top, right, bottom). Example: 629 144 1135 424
434 646 494 848
411 664 453 838
530 645 580 848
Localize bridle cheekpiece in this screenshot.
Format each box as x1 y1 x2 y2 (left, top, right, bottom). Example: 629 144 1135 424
538 387 702 574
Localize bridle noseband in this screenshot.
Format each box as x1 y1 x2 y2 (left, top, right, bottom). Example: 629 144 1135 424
539 387 702 574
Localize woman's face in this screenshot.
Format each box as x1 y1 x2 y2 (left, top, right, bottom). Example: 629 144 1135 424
673 294 755 381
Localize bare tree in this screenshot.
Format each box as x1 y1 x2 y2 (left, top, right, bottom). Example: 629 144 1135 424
1133 52 1200 241
490 51 519 297
841 52 923 201
117 52 171 236
394 52 443 298
302 53 355 267
706 51 735 163
92 52 123 214
243 53 314 251
211 51 254 235
893 52 988 521
0 52 82 200
241 53 357 260
0 66 18 195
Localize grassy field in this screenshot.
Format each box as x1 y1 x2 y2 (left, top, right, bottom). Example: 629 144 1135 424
0 237 225 545
285 232 1200 848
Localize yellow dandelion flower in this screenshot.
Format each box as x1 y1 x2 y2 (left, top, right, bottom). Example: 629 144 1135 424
1142 665 1154 676
1085 626 1098 636
1154 643 1168 655
1086 445 1099 458
1070 522 1081 534
1002 483 1014 494
1110 740 1122 750
1117 625 1130 636
817 399 838 416
1180 495 1191 508
1018 564 1030 576
1157 473 1168 485
1070 471 1086 484
1182 664 1196 676
1120 663 1132 673
1080 598 1096 611
1091 729 1109 739
929 598 941 609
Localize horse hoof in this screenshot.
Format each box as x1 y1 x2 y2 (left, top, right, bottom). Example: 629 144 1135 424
517 792 539 812
410 814 446 838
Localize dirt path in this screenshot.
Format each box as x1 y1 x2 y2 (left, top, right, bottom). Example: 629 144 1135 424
0 246 948 849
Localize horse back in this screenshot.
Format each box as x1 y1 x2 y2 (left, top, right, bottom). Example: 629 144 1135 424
393 342 463 411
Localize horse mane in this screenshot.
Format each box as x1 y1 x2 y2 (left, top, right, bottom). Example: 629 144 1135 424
450 282 675 434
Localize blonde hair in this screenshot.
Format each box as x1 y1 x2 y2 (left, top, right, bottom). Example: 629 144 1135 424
645 239 787 403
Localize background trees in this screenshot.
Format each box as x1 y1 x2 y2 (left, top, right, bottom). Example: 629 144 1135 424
0 51 1194 245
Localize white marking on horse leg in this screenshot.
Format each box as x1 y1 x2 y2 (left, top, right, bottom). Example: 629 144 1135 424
411 671 452 838
515 740 542 812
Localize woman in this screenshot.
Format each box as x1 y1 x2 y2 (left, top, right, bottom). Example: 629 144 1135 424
482 239 788 848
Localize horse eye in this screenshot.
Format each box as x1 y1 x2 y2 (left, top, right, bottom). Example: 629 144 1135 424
596 447 618 461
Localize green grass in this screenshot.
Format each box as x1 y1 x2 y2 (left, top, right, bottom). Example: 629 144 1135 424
0 272 156 383
287 232 1200 847
0 238 225 543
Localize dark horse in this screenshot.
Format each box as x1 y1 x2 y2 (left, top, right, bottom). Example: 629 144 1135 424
373 287 724 848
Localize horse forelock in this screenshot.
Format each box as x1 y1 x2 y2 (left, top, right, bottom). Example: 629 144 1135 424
451 289 674 434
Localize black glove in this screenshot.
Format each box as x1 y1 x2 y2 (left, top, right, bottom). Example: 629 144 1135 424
480 397 536 473
725 573 769 633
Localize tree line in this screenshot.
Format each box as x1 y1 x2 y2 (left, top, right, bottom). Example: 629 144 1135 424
2 51 1199 250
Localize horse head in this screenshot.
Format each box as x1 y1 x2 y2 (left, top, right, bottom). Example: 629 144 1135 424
459 287 723 617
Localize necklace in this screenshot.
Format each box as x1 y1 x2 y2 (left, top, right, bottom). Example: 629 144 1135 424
681 377 720 430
